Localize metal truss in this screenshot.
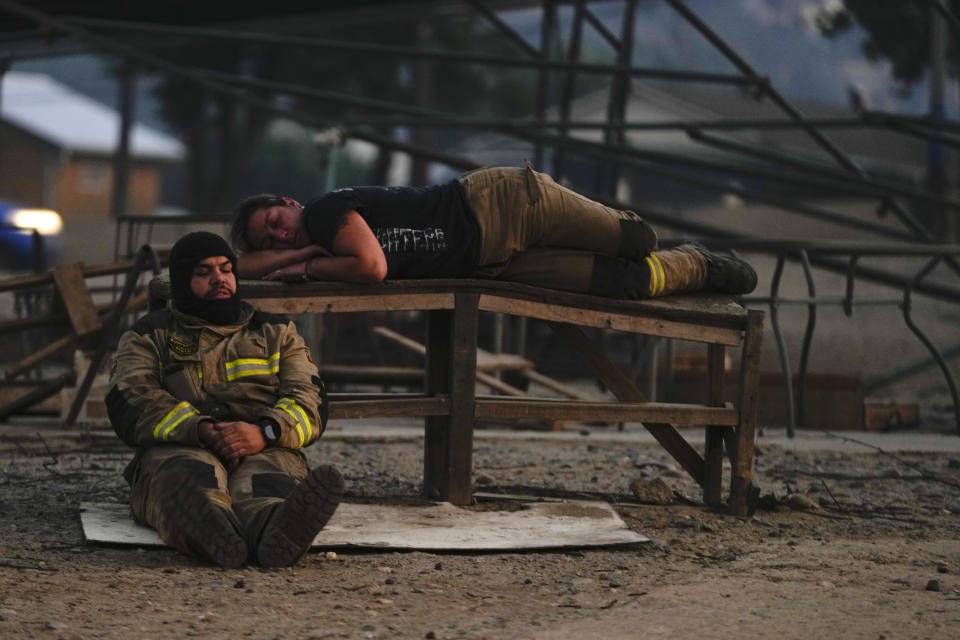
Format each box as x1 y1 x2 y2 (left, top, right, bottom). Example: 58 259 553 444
1 0 959 434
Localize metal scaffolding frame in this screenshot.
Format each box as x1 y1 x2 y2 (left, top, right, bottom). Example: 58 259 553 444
1 0 959 433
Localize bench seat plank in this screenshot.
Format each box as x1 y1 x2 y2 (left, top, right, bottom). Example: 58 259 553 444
242 279 746 328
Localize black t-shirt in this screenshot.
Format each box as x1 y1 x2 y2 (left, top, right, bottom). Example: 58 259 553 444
302 179 479 279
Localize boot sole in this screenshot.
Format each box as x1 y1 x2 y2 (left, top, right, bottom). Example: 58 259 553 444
257 465 344 568
160 488 247 569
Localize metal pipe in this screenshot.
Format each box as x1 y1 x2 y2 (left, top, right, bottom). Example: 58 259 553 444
929 0 960 38
843 254 860 317
548 137 926 241
534 0 557 169
554 0 585 180
900 257 960 435
688 128 960 212
882 117 960 148
601 0 636 196
110 60 135 219
744 295 901 306
797 250 817 428
691 239 960 256
319 115 869 131
664 0 866 177
863 342 960 394
581 4 622 52
69 15 761 86
200 68 921 242
768 253 796 437
0 57 7 156
466 0 541 58
0 0 476 188
862 108 960 133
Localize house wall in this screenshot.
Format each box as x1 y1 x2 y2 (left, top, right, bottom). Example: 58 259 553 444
0 124 61 208
56 156 163 221
1 125 167 221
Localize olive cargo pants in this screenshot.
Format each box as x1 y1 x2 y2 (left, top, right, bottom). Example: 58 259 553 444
459 165 659 295
128 445 309 554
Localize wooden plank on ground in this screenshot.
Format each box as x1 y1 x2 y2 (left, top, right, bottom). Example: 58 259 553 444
373 326 528 397
53 262 101 337
0 289 147 336
0 373 72 420
0 258 140 293
520 369 602 401
5 334 76 380
372 326 531 372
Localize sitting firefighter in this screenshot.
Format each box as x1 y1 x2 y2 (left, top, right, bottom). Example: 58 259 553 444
106 231 343 568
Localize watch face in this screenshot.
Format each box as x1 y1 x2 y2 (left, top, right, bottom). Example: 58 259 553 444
262 423 278 442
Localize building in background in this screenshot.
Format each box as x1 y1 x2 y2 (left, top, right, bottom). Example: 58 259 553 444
0 72 184 222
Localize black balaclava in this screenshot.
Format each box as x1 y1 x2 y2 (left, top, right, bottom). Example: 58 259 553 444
169 231 243 325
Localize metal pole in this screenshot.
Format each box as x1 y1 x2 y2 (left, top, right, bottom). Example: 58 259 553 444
602 0 636 197
927 0 948 235
110 59 135 218
768 254 796 437
901 257 960 435
69 15 762 86
664 0 867 178
554 0 585 181
0 58 8 159
534 0 556 169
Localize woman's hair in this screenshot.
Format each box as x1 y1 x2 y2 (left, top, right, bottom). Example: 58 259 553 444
229 193 287 251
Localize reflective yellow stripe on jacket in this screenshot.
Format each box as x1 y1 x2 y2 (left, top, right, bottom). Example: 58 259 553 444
152 401 199 441
225 353 280 381
646 254 665 297
276 397 310 447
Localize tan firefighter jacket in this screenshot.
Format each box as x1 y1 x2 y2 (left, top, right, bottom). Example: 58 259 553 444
106 303 325 471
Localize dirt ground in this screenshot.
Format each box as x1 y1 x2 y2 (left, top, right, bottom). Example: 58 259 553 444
1 422 959 640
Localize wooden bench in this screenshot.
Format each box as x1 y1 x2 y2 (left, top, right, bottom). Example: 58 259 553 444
242 279 764 517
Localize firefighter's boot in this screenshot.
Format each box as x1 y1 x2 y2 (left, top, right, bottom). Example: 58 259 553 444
256 465 344 568
647 243 757 297
159 481 247 569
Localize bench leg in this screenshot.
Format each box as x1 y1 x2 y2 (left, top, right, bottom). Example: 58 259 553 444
704 343 725 507
731 310 764 517
547 321 705 484
423 293 479 505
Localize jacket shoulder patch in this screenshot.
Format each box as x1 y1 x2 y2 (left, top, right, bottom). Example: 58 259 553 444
167 335 196 356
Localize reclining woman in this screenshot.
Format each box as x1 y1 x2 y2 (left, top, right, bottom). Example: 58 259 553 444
230 165 756 299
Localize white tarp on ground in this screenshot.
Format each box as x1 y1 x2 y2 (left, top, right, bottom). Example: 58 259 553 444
80 500 648 551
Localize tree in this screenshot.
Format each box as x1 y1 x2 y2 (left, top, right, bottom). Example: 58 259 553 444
816 1 960 88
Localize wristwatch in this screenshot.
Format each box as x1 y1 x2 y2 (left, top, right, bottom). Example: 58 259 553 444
258 419 281 446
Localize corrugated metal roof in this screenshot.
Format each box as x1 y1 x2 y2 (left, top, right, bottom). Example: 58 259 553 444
1 71 184 161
